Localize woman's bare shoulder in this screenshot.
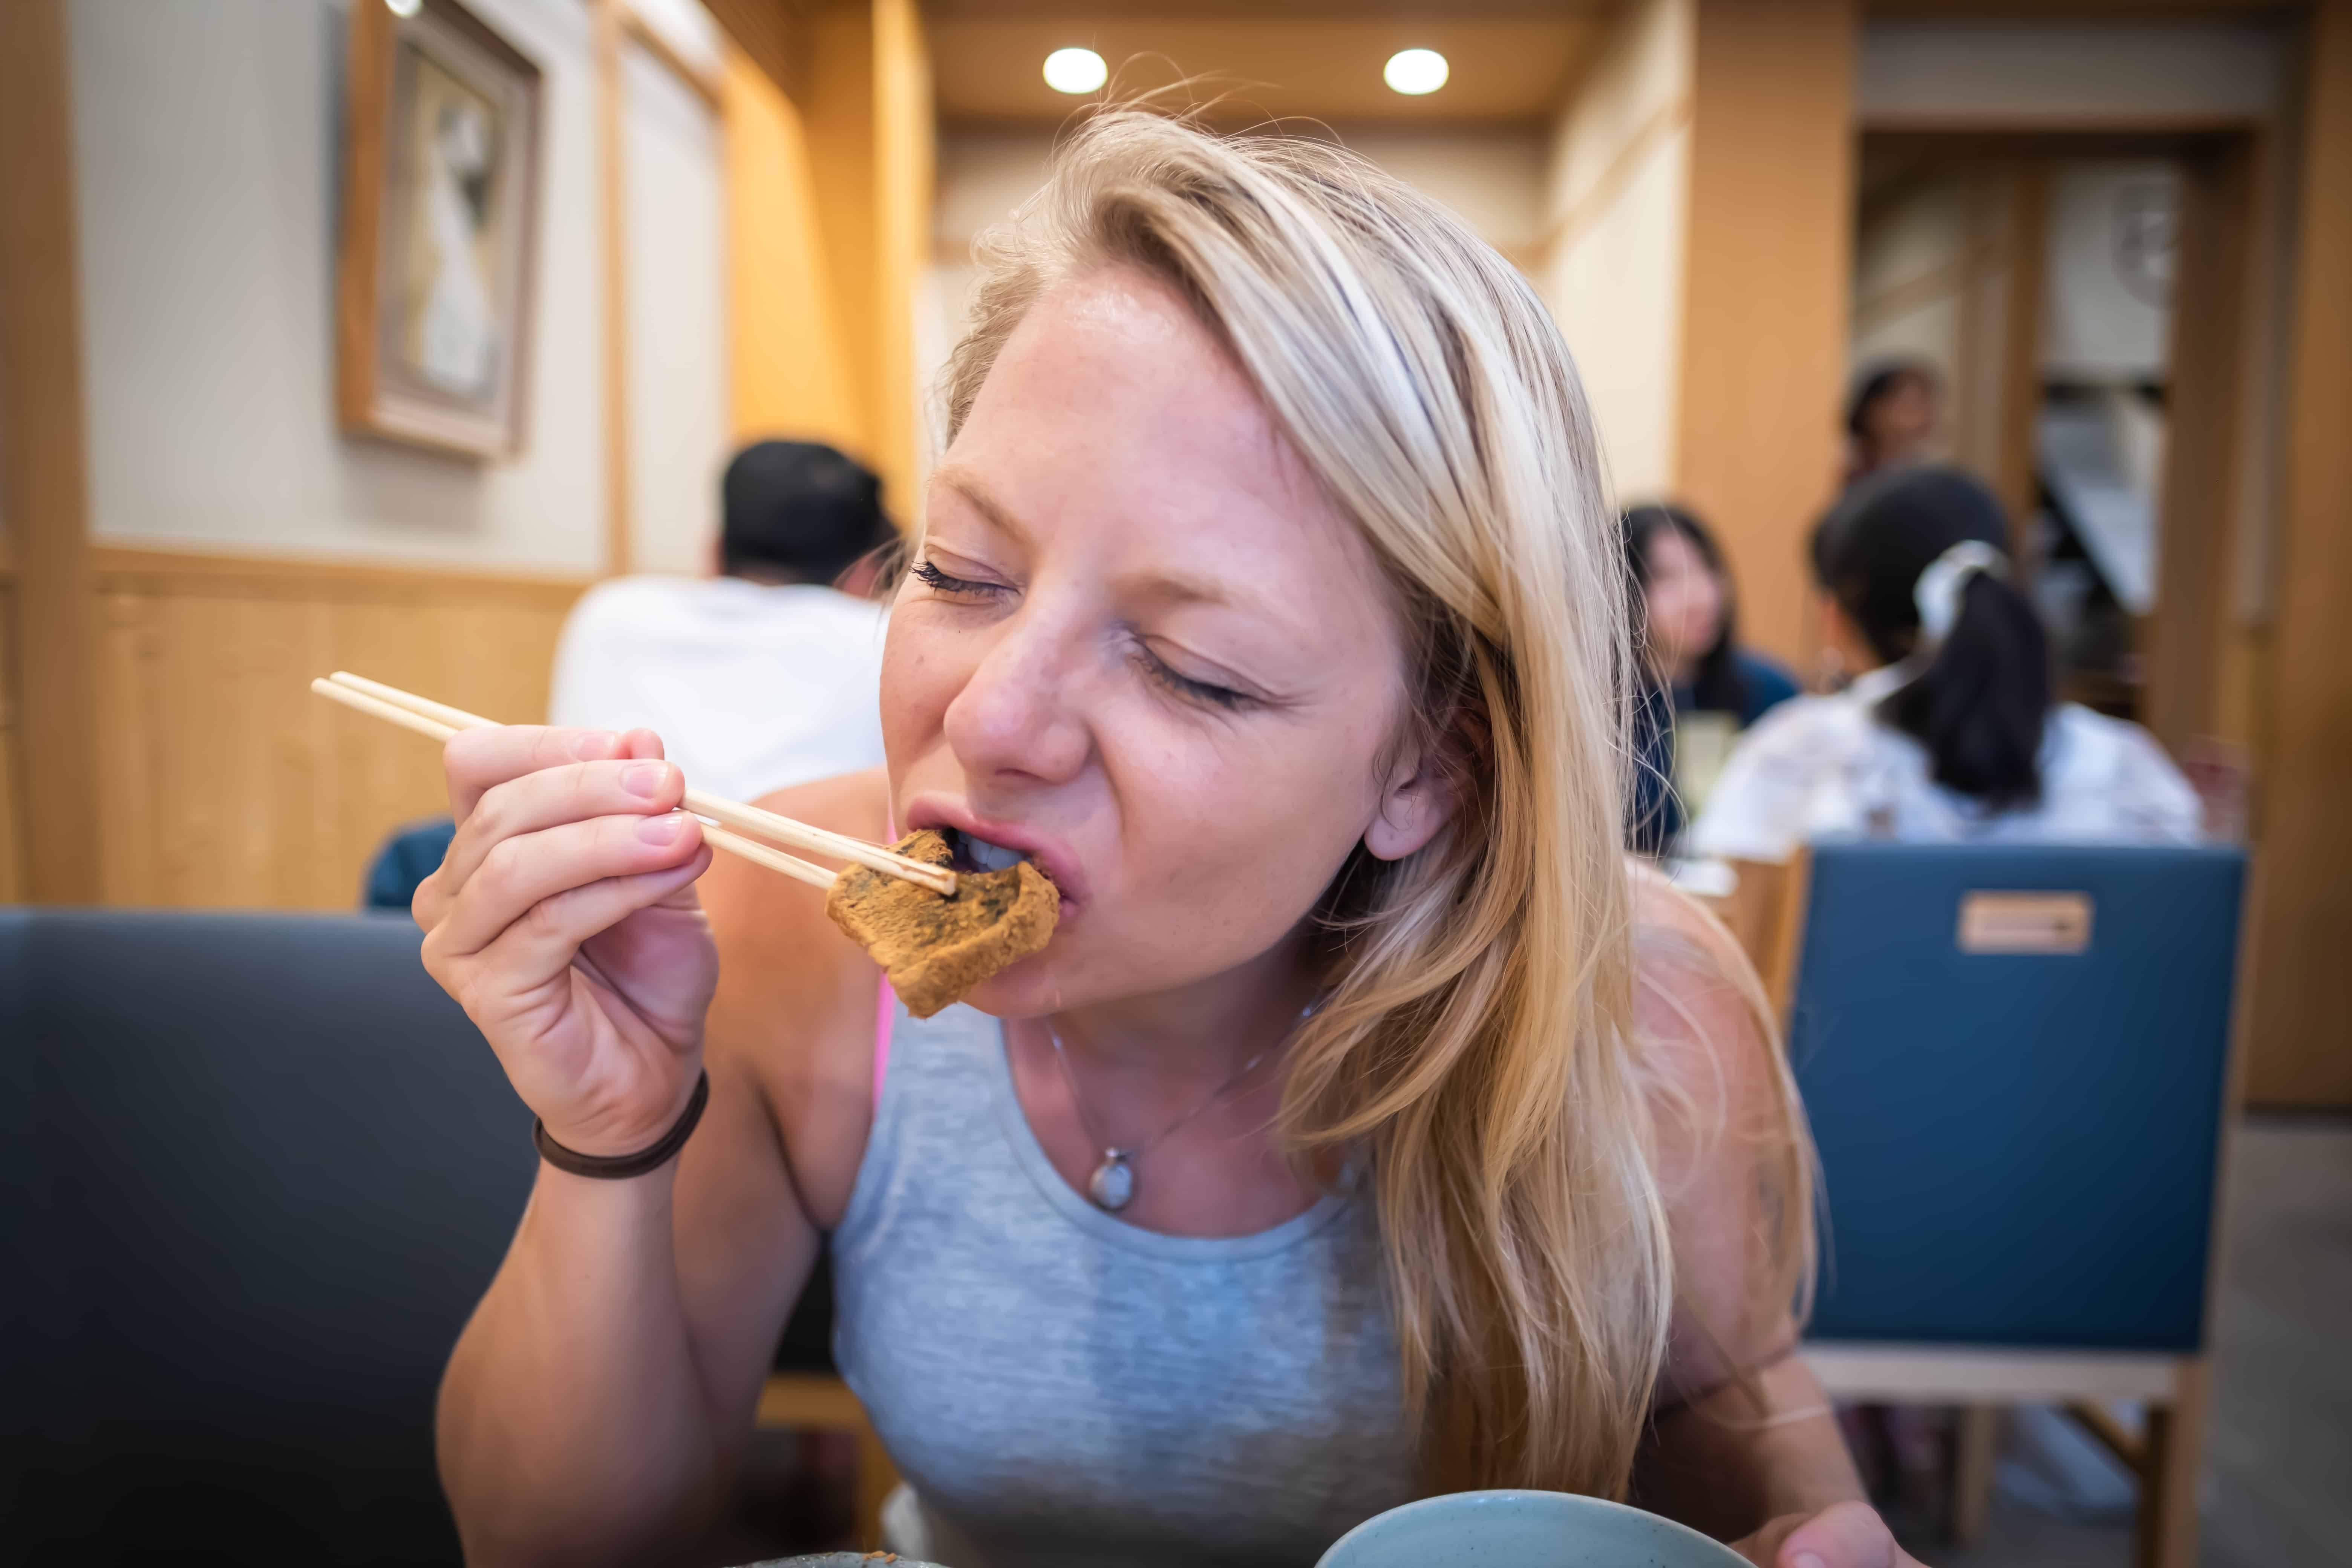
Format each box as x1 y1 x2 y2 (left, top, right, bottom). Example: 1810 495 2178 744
698 767 891 1227
1625 862 1780 1149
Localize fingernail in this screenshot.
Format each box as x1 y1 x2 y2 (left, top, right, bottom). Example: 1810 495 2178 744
638 812 686 845
621 761 668 798
572 730 617 760
1793 1554 1827 1568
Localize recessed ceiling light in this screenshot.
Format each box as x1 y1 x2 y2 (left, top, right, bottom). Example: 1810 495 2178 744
1383 48 1449 96
1043 47 1108 95
384 0 421 15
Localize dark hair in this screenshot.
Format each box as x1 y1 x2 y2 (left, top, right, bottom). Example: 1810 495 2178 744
1845 359 1942 442
1621 502 1747 713
1811 467 2051 810
720 440 894 586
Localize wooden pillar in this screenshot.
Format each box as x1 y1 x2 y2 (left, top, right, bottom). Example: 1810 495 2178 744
2143 137 2257 757
0 0 103 903
1674 0 1857 668
594 0 633 576
2248 0 2352 1108
870 0 932 519
805 1 879 476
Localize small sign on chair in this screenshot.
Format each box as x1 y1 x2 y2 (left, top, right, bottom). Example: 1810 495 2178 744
1957 891 2093 954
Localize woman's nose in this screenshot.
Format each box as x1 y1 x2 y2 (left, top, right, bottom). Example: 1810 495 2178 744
941 614 1091 787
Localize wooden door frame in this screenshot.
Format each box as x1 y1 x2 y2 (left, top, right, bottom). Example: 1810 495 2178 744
1855 125 2263 751
0 0 103 903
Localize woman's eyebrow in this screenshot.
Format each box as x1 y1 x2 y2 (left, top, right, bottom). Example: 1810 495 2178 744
932 467 1029 544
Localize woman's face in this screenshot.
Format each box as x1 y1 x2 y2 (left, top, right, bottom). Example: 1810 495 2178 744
1865 375 1939 459
1642 527 1726 677
881 266 1455 1017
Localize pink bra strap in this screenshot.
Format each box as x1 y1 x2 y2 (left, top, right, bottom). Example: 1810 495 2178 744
873 973 897 1110
872 805 899 1110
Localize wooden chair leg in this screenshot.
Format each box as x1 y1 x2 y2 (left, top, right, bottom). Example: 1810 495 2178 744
1949 1404 2001 1543
758 1372 902 1551
2135 1362 2209 1568
853 1419 900 1550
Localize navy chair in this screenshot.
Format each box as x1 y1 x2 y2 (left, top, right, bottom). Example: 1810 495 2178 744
1 909 536 1565
1779 843 2247 1568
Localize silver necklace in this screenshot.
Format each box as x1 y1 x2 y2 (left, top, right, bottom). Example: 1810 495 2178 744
1043 1019 1285 1212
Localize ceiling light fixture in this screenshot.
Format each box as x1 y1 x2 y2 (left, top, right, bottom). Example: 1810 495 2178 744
1383 48 1448 96
1043 47 1108 95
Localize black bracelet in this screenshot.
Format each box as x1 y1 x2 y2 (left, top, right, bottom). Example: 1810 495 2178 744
533 1070 710 1180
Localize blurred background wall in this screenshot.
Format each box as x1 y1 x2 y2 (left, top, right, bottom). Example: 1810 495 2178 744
2 0 2346 1105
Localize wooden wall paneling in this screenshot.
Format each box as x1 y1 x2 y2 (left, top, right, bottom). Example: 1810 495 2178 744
2246 0 2352 1109
1675 0 1859 667
0 0 102 903
2143 135 2257 757
89 551 584 911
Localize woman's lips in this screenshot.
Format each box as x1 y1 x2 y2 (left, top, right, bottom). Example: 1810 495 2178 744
903 798 1086 911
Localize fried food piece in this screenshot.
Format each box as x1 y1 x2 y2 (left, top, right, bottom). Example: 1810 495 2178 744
825 829 1058 1018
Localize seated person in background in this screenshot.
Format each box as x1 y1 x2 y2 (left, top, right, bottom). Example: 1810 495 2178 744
1623 503 1801 856
1840 360 1942 491
548 439 896 802
1690 467 2200 864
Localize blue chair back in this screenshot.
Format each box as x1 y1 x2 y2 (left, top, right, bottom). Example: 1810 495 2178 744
1787 842 2245 1352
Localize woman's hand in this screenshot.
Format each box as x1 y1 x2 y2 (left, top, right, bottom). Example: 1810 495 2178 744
1730 1502 1927 1568
416 724 718 1157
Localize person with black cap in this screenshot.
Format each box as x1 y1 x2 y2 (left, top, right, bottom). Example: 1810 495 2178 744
548 439 897 802
1689 466 2199 863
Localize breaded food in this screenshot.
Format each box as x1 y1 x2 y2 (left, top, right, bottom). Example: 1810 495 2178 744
825 829 1058 1018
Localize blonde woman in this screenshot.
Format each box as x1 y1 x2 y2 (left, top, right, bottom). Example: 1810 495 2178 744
419 115 1922 1568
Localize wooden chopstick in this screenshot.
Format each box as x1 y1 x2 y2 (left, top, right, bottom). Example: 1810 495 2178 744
322 671 954 895
312 678 886 895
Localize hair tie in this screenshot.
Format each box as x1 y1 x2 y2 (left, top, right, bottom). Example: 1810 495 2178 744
1913 540 2009 648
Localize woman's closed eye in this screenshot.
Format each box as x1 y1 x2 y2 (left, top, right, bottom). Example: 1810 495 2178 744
909 557 1007 600
1133 642 1253 711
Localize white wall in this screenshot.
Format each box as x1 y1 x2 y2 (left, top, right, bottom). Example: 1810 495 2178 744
1535 0 1691 500
621 40 727 574
2041 161 2178 383
67 0 608 574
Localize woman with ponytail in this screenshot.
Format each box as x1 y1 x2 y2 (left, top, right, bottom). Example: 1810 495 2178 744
1691 467 2199 862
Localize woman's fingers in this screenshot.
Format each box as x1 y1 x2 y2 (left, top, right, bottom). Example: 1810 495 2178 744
459 846 714 1024
441 756 686 894
429 809 706 962
444 724 627 821
1756 1501 1902 1568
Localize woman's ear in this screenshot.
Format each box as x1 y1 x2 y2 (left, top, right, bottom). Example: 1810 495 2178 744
1364 708 1482 862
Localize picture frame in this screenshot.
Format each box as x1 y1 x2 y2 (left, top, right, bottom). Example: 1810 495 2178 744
338 0 544 459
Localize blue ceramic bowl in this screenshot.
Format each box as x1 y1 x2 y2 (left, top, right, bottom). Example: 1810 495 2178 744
1317 1489 1751 1568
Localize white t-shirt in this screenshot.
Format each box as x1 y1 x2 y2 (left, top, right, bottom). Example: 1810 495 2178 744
1687 665 2203 864
548 576 889 802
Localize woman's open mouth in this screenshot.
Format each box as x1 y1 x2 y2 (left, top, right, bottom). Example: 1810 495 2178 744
942 826 1030 876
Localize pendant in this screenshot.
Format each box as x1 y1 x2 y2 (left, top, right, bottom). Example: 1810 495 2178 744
1087 1150 1135 1211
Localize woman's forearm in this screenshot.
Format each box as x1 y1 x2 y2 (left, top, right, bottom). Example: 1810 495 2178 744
436 1163 727 1568
1635 1357 1865 1541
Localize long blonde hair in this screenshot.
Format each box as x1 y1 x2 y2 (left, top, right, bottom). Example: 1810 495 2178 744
939 112 1807 1499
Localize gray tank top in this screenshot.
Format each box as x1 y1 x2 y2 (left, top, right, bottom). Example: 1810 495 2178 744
831 1001 1418 1568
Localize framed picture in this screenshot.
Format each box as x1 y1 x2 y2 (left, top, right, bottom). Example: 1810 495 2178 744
338 0 543 458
